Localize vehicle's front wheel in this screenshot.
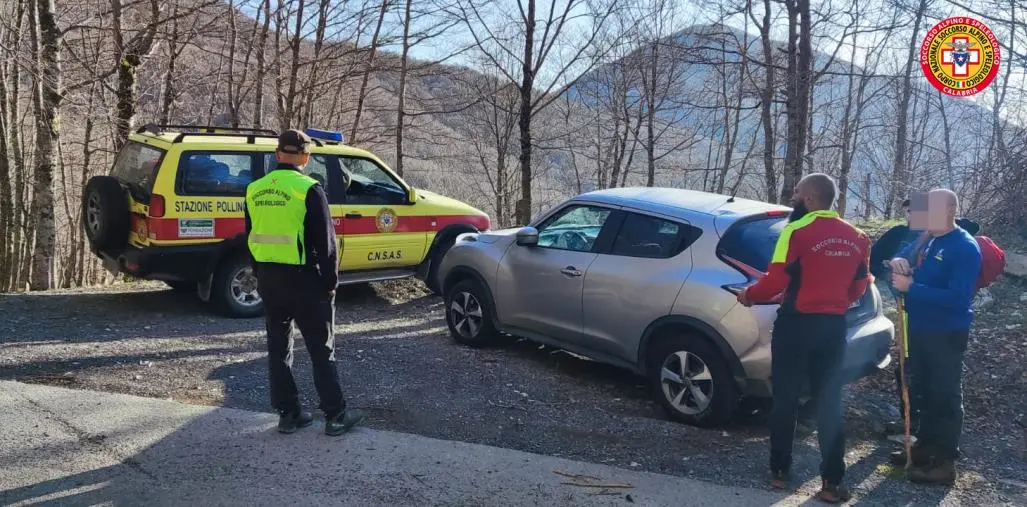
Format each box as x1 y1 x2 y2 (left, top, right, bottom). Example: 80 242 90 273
445 279 502 347
212 255 263 318
648 335 738 427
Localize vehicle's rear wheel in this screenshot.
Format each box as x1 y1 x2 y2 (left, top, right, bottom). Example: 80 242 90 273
212 255 263 318
445 279 502 347
425 237 456 295
82 176 130 252
648 335 738 427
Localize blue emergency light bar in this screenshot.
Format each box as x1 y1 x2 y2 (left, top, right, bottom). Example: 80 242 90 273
305 128 344 143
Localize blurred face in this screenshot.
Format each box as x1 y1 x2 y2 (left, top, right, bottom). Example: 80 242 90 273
926 191 955 235
907 193 928 231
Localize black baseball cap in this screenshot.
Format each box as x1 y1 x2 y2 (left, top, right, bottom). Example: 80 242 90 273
277 129 312 154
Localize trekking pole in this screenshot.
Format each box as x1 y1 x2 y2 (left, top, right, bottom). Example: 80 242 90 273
896 295 913 469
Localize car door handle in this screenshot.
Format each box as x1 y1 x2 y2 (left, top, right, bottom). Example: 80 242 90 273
560 266 582 277
344 213 362 219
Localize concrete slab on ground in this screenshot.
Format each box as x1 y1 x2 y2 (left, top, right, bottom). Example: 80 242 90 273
0 381 809 506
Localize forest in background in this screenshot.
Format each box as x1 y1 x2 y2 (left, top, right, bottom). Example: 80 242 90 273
0 0 1025 292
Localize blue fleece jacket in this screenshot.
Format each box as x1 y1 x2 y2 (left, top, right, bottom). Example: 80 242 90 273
897 226 981 332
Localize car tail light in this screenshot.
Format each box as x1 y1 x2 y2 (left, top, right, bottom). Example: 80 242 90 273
149 194 166 218
765 209 788 217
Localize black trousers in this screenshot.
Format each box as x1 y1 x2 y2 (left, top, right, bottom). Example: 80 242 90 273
907 328 969 461
770 313 847 485
256 265 345 417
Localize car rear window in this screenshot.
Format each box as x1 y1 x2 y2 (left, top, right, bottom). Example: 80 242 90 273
111 142 164 201
717 216 787 271
178 152 256 196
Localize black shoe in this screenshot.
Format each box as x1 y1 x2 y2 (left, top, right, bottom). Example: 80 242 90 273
907 459 956 485
325 409 365 436
816 481 852 503
277 410 314 434
889 442 932 467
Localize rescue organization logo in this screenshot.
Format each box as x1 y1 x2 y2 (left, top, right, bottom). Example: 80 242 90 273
920 16 1001 97
376 208 398 233
178 218 215 238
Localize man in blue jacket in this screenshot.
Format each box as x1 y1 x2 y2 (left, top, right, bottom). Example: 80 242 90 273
888 188 981 485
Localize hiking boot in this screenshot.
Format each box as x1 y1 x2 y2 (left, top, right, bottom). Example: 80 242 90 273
325 409 365 436
907 460 956 485
277 409 314 434
815 481 852 504
770 469 790 490
889 443 932 467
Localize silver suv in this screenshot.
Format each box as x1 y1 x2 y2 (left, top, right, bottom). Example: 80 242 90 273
438 187 894 427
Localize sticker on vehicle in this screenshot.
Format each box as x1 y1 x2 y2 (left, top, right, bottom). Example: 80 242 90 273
179 218 215 238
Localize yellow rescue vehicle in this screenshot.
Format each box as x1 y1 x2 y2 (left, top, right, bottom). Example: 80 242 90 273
82 124 491 317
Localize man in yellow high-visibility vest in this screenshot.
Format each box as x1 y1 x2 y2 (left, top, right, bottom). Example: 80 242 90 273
245 129 363 436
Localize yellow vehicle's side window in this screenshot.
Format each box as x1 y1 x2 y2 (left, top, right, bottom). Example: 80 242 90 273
339 157 407 206
179 152 255 196
262 153 343 203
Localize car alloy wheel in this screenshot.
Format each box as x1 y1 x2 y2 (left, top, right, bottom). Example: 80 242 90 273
230 266 261 308
660 350 715 416
449 291 483 339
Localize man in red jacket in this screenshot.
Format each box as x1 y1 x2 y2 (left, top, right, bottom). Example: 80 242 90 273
737 173 872 504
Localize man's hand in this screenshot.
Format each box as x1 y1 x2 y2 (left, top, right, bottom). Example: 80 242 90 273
891 273 913 293
736 289 753 307
889 257 912 276
328 289 336 298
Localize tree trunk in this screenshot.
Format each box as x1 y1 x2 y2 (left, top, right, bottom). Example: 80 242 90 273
0 36 13 291
350 0 390 143
113 0 159 149
253 0 272 128
757 0 776 202
645 42 657 187
395 0 413 177
516 0 536 225
861 173 871 221
778 0 812 204
887 0 927 217
160 3 180 125
29 0 62 290
76 106 94 287
282 0 307 129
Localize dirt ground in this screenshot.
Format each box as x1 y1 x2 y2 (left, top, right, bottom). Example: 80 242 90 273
2 277 1025 505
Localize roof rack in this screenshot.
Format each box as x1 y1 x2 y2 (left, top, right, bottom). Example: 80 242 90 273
135 123 280 145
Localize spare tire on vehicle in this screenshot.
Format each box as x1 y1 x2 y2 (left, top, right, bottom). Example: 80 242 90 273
82 175 130 252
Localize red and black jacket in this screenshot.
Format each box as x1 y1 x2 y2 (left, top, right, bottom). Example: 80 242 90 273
745 210 872 315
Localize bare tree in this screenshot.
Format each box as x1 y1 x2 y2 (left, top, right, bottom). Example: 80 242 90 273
28 0 61 290
748 0 778 202
778 0 814 204
886 0 929 217
457 0 619 224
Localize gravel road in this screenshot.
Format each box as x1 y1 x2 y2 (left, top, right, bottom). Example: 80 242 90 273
2 280 1025 505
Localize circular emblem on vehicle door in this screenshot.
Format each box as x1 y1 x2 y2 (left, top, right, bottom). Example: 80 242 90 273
376 208 398 233
920 16 1001 97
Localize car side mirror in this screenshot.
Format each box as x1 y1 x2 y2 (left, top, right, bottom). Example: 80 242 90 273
516 227 539 247
407 188 418 204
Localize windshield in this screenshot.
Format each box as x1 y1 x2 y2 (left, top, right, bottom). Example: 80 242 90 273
718 216 787 272
111 142 164 202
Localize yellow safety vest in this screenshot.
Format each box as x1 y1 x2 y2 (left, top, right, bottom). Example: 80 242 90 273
245 169 318 265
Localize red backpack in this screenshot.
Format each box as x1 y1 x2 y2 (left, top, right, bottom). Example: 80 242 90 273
974 235 1005 289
